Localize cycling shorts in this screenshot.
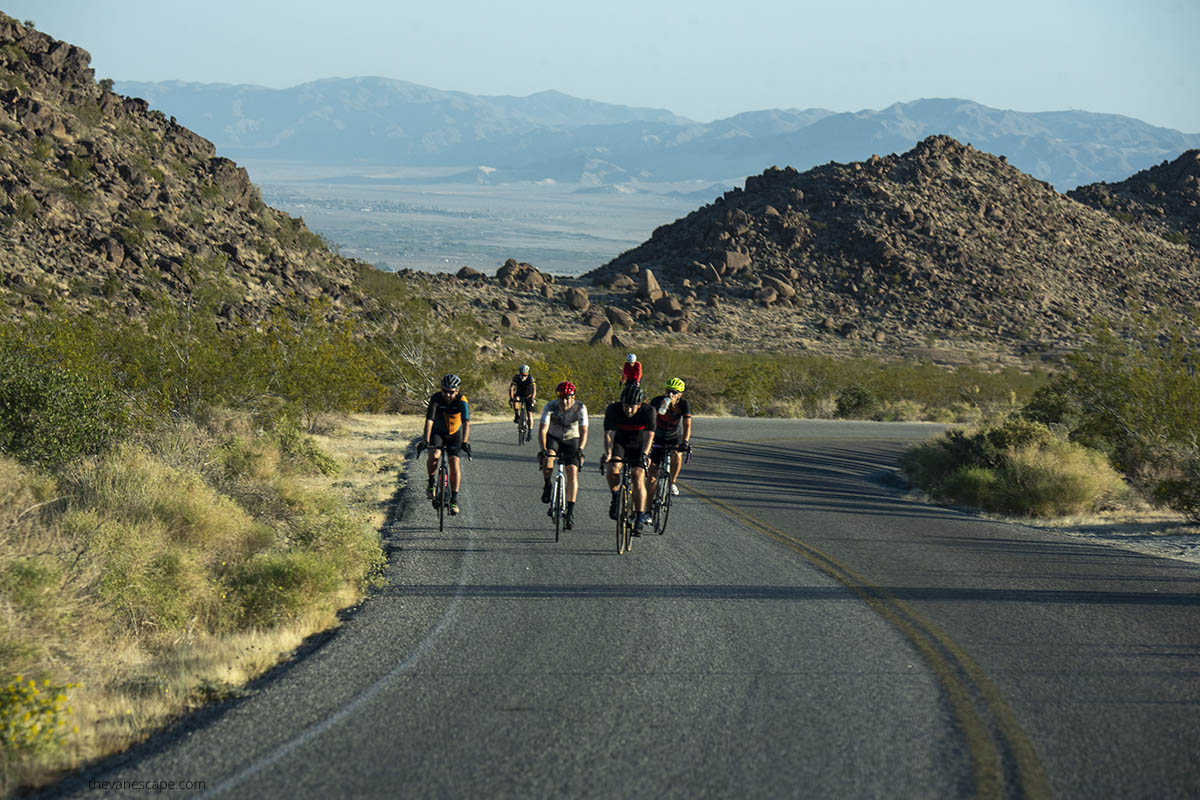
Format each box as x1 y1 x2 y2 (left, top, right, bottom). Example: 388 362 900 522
428 430 464 457
545 435 582 467
609 439 647 469
649 441 683 466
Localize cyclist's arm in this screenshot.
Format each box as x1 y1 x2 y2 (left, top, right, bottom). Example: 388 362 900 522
538 403 551 450
578 406 589 451
603 429 614 460
421 417 433 444
681 415 692 444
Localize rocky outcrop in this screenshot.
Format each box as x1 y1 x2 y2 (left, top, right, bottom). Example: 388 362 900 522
0 14 367 323
1069 150 1200 251
583 135 1200 345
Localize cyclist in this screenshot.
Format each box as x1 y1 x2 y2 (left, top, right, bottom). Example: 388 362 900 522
422 373 471 515
647 377 692 500
621 353 642 387
509 364 536 442
538 381 589 530
602 381 656 534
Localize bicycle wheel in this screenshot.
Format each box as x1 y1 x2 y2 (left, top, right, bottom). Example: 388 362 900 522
437 461 448 531
616 474 627 554
552 471 563 542
658 477 672 535
653 470 668 534
517 414 526 445
622 476 635 553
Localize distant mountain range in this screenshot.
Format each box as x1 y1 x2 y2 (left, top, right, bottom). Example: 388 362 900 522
115 78 1200 190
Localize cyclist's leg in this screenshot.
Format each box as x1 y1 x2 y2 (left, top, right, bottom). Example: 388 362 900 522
646 440 665 496
541 444 558 503
670 446 685 484
632 465 649 512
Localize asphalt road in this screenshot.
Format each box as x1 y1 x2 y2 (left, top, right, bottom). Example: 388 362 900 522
47 419 1200 799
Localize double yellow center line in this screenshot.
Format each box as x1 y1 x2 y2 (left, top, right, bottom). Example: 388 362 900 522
682 481 1051 800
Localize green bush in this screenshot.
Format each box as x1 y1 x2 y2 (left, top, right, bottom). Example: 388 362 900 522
835 384 880 419
901 417 1127 517
0 352 128 470
1025 315 1200 519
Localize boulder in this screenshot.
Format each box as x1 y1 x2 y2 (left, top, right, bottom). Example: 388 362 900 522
500 313 519 329
565 286 590 311
638 268 664 302
721 250 752 273
604 305 635 330
609 274 636 291
654 295 684 316
456 266 485 280
589 320 614 346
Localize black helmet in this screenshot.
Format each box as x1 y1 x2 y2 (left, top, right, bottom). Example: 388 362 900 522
620 382 644 405
441 373 461 390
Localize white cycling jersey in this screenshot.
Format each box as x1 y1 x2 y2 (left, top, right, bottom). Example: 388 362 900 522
540 398 588 440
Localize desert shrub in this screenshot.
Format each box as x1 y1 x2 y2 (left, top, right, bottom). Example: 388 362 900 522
835 384 880 419
0 676 79 760
1023 315 1200 518
938 466 998 508
0 351 128 470
229 551 340 628
991 442 1127 516
901 417 1127 517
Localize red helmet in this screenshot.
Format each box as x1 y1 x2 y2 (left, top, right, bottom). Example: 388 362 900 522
556 381 576 397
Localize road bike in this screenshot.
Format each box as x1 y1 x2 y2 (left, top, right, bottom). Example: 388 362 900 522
601 455 638 554
514 399 533 445
650 443 691 535
416 441 470 532
545 454 566 542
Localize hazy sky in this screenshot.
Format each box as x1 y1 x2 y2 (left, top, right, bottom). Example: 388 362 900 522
5 0 1198 131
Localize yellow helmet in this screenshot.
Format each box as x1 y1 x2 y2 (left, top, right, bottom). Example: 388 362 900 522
666 377 686 393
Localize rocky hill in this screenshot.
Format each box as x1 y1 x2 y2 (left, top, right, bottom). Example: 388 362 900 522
574 135 1200 355
1069 150 1200 251
4 13 1198 369
0 15 374 323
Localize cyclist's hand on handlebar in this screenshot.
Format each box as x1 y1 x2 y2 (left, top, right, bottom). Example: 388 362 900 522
639 453 651 470
681 440 692 452
461 442 472 459
415 441 427 455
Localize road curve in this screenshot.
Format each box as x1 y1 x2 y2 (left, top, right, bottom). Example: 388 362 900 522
45 419 1200 799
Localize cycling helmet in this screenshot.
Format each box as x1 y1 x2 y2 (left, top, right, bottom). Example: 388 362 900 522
519 364 530 374
620 382 644 405
667 377 686 393
556 381 576 397
441 373 461 390
626 353 637 363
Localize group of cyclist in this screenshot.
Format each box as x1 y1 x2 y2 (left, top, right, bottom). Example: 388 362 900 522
419 354 692 534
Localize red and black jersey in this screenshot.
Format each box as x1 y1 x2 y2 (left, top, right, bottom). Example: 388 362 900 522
603 401 656 439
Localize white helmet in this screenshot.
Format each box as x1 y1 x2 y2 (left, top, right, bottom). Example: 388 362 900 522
626 353 637 363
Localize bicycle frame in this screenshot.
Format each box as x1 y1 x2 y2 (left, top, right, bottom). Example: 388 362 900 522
603 455 639 554
549 460 565 542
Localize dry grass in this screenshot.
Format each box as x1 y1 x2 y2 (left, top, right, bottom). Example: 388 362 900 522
0 413 413 795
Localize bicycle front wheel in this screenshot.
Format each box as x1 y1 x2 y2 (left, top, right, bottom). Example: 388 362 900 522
616 478 628 554
653 472 669 534
552 475 563 542
437 464 448 532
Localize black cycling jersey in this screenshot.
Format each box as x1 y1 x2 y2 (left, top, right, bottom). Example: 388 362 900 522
650 395 691 440
603 402 656 442
511 374 536 398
